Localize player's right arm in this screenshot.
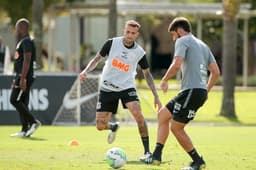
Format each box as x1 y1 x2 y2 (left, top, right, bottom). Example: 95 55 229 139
80 39 112 81
80 53 103 81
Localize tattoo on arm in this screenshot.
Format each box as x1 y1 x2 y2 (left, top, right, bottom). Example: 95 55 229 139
143 69 158 97
84 53 103 73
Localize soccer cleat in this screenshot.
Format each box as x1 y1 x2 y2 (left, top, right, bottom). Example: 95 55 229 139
140 152 161 165
107 122 119 144
181 157 206 170
10 131 26 137
25 120 41 137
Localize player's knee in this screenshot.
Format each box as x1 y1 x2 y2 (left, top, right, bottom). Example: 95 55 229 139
170 124 183 135
133 112 145 124
10 97 18 106
96 122 107 131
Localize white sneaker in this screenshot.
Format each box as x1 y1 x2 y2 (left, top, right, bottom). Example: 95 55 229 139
10 131 25 137
107 122 119 144
25 120 41 137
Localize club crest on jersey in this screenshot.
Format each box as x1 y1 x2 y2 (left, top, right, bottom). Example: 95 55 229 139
111 57 130 72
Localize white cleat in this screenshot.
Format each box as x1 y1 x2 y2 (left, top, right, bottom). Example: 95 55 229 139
139 152 152 162
25 120 41 137
107 122 119 144
10 131 25 137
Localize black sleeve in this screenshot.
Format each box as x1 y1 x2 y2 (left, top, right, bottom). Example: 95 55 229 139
138 55 149 69
22 39 33 53
99 39 113 57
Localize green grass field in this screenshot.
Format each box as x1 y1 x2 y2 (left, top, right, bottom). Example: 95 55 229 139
1 87 255 170
0 125 256 170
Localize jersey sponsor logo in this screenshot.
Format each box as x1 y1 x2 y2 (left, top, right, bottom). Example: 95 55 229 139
63 92 98 109
103 80 119 89
111 57 130 72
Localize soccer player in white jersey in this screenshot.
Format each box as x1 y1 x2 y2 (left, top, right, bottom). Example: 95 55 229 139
79 20 162 160
141 17 220 170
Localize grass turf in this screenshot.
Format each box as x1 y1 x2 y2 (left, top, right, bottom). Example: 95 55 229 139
0 125 256 170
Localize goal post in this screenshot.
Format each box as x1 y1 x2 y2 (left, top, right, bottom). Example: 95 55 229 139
52 74 100 125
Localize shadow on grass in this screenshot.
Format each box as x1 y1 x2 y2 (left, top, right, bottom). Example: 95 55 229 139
99 160 172 169
21 136 48 141
127 160 171 165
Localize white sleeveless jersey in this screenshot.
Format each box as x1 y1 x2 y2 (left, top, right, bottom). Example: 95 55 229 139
100 36 145 92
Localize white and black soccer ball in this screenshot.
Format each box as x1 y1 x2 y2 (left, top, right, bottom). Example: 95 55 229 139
106 147 127 169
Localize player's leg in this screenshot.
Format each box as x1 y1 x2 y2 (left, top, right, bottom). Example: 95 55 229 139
140 106 172 165
152 107 172 164
96 90 119 144
96 112 112 130
125 101 150 155
172 89 207 170
171 120 205 170
10 86 28 137
21 81 41 137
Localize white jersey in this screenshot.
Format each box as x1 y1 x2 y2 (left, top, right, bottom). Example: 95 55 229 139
100 37 145 92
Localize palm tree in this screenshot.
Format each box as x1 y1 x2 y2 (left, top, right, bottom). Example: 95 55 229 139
108 0 117 38
220 0 240 119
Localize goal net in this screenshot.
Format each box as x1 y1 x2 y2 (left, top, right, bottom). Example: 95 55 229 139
52 74 157 126
52 74 100 125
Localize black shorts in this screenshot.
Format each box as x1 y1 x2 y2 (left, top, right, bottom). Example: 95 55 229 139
166 88 207 124
96 88 139 114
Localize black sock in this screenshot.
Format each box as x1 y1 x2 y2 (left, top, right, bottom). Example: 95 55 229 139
188 148 201 162
141 136 150 154
153 143 164 161
108 122 118 132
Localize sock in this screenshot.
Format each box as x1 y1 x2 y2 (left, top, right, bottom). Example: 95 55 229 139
152 143 164 161
141 136 150 154
108 122 118 132
188 148 201 162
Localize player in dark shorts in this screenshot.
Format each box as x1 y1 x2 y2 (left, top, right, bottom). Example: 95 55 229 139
80 20 162 160
10 18 41 137
141 17 220 170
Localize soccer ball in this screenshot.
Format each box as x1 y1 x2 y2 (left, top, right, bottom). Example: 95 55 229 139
106 147 127 169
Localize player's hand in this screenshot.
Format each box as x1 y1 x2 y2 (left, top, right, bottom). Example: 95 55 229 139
154 96 162 112
19 79 27 91
160 80 168 94
79 71 87 81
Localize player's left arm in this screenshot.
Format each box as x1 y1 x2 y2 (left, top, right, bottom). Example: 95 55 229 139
207 62 220 92
142 68 162 111
139 55 162 110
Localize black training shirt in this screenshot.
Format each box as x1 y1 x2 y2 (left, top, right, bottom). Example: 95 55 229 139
14 36 36 79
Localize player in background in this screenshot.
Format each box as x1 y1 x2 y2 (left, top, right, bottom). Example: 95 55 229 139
10 18 41 137
80 20 162 160
141 17 220 170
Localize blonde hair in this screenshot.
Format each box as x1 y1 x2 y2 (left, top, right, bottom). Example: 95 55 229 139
125 20 141 29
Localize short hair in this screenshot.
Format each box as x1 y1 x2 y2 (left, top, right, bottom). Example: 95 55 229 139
15 18 30 30
125 20 141 29
168 17 192 33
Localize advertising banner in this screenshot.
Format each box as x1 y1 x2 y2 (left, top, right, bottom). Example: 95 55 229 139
0 74 76 125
